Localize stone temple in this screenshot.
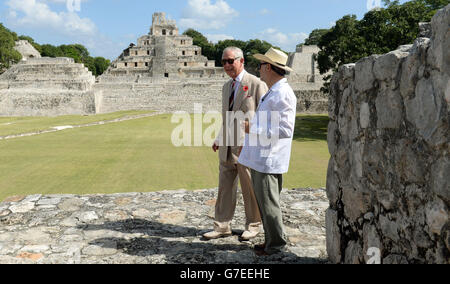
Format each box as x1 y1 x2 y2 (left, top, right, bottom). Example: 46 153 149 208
104 12 225 79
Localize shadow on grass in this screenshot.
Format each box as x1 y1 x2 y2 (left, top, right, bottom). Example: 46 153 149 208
78 219 327 264
293 115 329 142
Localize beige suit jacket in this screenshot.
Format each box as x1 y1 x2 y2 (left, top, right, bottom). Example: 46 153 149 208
216 71 268 163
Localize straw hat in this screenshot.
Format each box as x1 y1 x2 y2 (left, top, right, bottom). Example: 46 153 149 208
253 47 293 72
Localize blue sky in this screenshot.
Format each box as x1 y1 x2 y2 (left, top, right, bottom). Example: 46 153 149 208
0 0 410 60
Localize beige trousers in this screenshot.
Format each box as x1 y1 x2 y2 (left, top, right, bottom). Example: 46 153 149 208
213 156 262 233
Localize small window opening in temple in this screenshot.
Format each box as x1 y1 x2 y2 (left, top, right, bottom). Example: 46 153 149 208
147 50 150 55
125 63 128 67
135 62 138 67
145 62 149 67
184 62 187 66
182 51 186 55
165 73 169 78
195 51 198 55
162 29 166 35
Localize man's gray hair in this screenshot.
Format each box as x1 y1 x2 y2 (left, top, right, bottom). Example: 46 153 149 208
222 46 244 59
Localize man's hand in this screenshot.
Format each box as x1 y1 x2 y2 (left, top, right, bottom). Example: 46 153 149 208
212 141 219 152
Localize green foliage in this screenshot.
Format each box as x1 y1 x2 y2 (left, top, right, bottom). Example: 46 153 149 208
183 28 283 75
304 29 330 46
0 23 22 73
183 28 216 60
315 0 449 93
38 43 110 76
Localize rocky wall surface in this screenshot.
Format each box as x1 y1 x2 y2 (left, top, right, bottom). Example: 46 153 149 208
326 5 449 264
94 81 226 114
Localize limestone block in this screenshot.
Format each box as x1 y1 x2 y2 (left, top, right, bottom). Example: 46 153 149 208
326 157 339 208
377 190 397 211
375 88 403 129
395 141 425 184
431 156 450 203
400 48 421 99
344 241 362 264
425 198 448 235
354 56 377 93
379 215 400 242
326 208 341 263
373 50 409 81
405 78 443 142
327 120 337 156
342 187 372 222
428 4 450 73
360 102 370 129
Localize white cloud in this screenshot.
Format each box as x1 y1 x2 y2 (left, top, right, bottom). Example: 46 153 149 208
6 0 96 36
257 28 308 52
179 0 238 30
206 34 234 43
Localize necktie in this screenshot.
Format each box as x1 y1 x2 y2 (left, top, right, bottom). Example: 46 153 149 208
229 80 236 111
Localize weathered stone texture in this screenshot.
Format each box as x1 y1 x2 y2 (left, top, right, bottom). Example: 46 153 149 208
326 5 450 264
0 188 329 264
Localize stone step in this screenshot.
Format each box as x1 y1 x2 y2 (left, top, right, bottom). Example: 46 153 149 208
7 81 94 91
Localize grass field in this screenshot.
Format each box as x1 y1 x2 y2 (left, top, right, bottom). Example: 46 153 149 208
0 112 330 201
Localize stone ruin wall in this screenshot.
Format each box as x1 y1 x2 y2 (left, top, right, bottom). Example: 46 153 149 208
325 5 449 264
0 58 96 117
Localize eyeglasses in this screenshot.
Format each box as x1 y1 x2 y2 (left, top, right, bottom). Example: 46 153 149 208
258 62 269 69
221 57 241 66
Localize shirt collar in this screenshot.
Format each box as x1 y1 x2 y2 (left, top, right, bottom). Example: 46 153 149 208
234 69 246 83
269 78 287 92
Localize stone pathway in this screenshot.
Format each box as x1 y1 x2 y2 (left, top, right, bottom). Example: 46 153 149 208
0 111 164 140
0 188 329 264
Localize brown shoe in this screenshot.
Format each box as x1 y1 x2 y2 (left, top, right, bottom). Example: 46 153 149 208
254 243 266 251
254 249 270 257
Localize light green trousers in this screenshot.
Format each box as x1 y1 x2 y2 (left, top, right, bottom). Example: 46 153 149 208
250 169 287 254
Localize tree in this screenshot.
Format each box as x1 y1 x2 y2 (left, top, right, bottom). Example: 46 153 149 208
183 28 216 61
0 23 21 73
316 0 449 93
93 57 111 76
304 29 330 46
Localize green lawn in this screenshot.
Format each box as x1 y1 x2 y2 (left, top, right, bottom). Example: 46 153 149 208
0 113 330 201
0 110 153 137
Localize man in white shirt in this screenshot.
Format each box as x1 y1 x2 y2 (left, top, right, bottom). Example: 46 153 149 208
238 48 297 256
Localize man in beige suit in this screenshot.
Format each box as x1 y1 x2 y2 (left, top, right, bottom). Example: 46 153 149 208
203 46 268 240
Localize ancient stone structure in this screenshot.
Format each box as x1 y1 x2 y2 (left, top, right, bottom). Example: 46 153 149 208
287 45 328 113
0 188 329 264
0 12 328 116
104 12 224 79
0 57 96 116
93 12 227 114
326 5 449 264
14 40 41 61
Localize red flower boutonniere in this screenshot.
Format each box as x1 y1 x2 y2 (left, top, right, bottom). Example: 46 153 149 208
243 86 249 92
